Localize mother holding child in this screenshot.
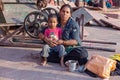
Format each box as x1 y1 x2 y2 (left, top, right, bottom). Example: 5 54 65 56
39 4 88 67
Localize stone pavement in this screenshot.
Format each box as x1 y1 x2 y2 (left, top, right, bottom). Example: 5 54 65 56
0 25 120 80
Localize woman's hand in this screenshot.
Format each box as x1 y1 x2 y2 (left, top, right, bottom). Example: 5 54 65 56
57 39 64 45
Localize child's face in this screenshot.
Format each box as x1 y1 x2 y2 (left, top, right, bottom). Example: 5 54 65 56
48 17 58 29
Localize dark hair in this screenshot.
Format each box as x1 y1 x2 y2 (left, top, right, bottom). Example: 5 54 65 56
48 14 58 21
60 4 73 14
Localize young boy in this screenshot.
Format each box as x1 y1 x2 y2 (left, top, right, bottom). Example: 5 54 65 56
40 14 66 67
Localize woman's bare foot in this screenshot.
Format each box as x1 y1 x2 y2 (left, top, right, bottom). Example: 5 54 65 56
60 62 65 67
60 57 65 67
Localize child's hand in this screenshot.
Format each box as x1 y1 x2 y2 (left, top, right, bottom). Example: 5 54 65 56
49 41 57 47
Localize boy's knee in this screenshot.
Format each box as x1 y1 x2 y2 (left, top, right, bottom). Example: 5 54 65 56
44 44 50 48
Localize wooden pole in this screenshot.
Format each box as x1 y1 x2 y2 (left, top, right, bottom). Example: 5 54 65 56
75 14 84 40
0 26 24 43
0 42 43 48
82 46 115 52
82 40 117 45
0 40 115 52
0 0 4 11
102 0 107 11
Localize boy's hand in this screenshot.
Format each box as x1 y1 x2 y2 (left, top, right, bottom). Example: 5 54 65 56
49 43 57 47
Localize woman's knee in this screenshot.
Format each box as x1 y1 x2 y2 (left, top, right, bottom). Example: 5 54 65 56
82 51 88 58
58 45 67 57
78 58 88 65
58 45 65 49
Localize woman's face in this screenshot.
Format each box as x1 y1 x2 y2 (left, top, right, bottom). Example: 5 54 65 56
59 6 71 22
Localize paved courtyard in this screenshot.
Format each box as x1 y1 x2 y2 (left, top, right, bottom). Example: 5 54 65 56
0 25 120 80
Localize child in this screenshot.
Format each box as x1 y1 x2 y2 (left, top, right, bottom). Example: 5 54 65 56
40 14 66 67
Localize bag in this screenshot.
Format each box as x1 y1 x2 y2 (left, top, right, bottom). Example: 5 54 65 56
85 55 117 78
64 47 88 65
110 61 120 76
110 54 120 61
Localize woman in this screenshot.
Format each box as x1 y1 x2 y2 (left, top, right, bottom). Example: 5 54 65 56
39 4 88 66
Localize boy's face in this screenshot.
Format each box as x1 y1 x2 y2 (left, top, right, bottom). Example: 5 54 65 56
48 17 58 28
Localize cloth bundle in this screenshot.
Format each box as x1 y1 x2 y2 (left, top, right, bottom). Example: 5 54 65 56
85 55 117 78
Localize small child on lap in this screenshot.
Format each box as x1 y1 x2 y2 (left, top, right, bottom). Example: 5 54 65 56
40 14 66 67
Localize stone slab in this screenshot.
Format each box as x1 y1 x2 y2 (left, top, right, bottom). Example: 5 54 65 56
2 3 37 24
72 8 93 25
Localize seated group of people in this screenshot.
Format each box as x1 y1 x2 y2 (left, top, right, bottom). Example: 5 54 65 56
37 0 113 10
68 0 100 7
38 4 88 67
87 0 113 8
87 0 100 7
69 0 113 8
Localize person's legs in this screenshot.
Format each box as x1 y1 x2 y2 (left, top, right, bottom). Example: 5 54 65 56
64 47 88 66
60 56 64 67
42 57 47 66
77 48 88 65
53 45 67 67
78 58 88 65
40 44 51 66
